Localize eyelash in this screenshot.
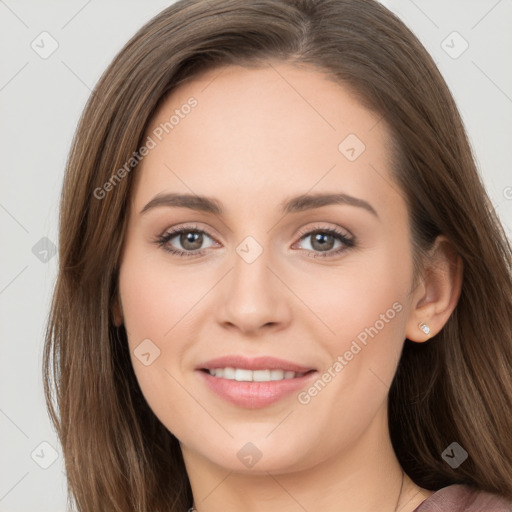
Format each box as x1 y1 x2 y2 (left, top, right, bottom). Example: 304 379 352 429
153 224 355 259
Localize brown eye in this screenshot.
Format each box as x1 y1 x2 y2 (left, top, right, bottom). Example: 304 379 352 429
155 226 218 256
310 231 336 252
295 227 355 258
179 231 204 251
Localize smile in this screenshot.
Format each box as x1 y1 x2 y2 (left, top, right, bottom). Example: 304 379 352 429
206 368 309 381
196 355 318 408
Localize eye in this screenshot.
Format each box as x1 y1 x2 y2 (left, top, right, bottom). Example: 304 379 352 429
153 224 355 258
293 226 355 258
154 225 218 257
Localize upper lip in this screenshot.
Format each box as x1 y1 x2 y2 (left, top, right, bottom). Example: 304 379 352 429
197 355 316 373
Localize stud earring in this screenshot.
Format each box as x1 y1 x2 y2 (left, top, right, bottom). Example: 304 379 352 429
418 321 431 336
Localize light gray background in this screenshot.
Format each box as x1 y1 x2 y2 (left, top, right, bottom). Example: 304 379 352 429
1 1 511 510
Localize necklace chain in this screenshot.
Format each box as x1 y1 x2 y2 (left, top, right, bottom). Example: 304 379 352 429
189 469 405 512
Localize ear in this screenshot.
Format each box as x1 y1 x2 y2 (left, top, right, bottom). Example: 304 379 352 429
112 292 124 327
405 235 463 343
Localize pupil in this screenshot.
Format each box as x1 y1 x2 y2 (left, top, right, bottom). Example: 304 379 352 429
312 232 334 251
181 231 202 250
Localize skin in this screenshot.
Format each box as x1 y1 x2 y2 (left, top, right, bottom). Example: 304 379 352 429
115 62 462 512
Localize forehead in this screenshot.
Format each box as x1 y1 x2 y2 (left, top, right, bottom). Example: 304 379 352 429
132 62 397 218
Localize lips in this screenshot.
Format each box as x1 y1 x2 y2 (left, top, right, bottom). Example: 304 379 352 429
196 355 317 409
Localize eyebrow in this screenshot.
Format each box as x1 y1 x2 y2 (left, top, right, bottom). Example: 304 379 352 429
140 192 378 218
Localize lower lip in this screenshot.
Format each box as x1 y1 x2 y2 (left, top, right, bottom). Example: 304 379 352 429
198 370 317 409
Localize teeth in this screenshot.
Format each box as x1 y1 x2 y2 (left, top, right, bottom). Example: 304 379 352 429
207 367 305 381
270 369 284 381
253 370 270 382
223 367 235 379
235 368 252 381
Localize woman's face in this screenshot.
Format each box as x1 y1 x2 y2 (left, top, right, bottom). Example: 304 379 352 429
117 62 419 473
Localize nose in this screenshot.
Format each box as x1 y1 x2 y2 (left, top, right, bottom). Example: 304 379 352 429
215 243 292 336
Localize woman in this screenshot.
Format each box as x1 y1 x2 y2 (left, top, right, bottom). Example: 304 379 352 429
43 0 512 511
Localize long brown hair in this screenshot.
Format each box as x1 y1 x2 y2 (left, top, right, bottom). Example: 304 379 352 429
43 0 512 510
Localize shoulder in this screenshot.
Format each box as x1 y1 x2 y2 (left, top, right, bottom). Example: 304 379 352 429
413 484 512 512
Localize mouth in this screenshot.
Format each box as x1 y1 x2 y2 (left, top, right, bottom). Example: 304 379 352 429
196 355 318 408
201 367 314 381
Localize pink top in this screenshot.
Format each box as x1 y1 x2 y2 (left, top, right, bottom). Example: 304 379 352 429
413 484 512 511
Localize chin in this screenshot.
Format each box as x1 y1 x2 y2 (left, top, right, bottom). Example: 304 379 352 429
182 433 318 475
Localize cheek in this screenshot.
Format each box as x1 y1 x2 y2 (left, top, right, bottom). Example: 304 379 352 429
290 248 411 442
118 244 208 342
294 247 411 351
297 238 413 409
117 242 224 401
118 249 205 424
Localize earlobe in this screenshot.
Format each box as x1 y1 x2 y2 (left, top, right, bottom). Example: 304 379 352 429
406 235 463 343
418 321 431 338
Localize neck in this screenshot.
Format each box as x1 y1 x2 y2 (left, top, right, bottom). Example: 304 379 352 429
182 406 432 512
